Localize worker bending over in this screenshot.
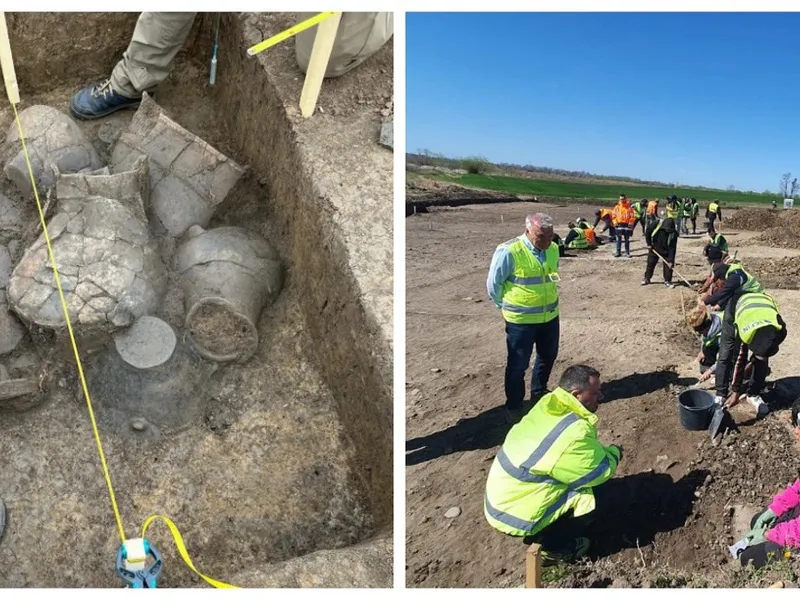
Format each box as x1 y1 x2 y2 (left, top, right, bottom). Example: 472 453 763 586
706 200 723 234
564 222 597 250
688 306 723 382
487 214 561 423
700 260 764 406
724 291 787 416
593 208 615 242
641 217 678 288
707 230 729 254
484 365 621 565
611 194 635 258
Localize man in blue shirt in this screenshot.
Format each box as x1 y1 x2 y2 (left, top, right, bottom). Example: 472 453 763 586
487 214 561 423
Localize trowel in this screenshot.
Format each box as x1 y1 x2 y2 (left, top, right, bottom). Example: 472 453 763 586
709 403 728 440
0 498 5 542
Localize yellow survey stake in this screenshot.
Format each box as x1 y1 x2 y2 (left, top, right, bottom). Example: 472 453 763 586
246 12 339 56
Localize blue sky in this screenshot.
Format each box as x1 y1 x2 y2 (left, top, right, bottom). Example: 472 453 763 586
406 12 800 192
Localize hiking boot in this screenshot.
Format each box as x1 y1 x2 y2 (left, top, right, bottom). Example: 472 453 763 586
70 78 141 120
746 395 770 418
640 279 650 286
625 253 632 259
540 537 591 566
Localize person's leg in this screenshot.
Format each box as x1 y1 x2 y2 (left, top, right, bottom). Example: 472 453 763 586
749 358 770 397
111 12 198 97
71 12 197 119
295 12 393 78
662 255 673 284
643 251 657 282
624 229 631 255
691 217 697 234
715 318 740 400
504 322 536 411
530 317 559 401
739 541 785 569
614 231 622 256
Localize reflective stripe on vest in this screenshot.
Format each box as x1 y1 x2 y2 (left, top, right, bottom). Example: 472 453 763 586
500 238 560 324
734 292 781 345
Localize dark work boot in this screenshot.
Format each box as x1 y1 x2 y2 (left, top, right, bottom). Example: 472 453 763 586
540 537 591 566
70 78 141 120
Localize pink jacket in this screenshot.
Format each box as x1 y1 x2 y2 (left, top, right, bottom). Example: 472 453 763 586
765 480 800 548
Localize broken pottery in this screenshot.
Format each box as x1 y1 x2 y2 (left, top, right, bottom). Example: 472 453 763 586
111 93 246 238
7 157 166 332
3 105 103 197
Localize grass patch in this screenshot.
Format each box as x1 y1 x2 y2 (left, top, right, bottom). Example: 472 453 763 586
542 563 571 584
422 172 782 205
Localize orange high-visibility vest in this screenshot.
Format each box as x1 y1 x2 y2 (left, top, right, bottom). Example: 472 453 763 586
612 202 635 226
646 200 659 216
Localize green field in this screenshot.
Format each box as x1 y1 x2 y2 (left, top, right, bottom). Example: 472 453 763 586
424 172 781 205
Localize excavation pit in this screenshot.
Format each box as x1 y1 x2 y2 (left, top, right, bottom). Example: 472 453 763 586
0 12 392 588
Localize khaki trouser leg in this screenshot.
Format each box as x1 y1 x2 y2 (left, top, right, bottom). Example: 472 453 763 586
295 12 393 78
111 12 197 98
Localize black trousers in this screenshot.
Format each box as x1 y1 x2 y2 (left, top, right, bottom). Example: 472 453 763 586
644 250 672 283
690 217 697 233
715 316 739 398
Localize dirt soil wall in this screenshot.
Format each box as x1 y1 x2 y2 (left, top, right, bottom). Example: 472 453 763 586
195 12 393 529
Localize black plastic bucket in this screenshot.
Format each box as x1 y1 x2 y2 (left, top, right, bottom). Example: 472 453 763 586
678 389 715 431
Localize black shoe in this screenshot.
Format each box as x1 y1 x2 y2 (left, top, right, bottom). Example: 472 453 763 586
70 78 141 120
504 406 524 424
540 537 591 566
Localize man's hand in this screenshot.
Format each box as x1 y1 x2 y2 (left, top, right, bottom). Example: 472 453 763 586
726 392 741 409
753 509 777 531
699 370 713 383
697 351 705 363
610 445 623 463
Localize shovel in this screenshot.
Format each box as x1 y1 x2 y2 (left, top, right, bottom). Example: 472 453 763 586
709 403 728 439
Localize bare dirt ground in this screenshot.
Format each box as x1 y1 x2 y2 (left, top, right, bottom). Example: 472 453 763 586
406 202 800 588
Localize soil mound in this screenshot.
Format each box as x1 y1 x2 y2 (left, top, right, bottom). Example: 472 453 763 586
725 208 779 231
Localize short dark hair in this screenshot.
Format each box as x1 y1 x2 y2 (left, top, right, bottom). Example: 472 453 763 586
559 365 600 392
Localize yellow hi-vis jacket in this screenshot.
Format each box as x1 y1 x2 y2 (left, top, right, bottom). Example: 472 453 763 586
499 236 560 325
484 388 621 537
735 292 782 345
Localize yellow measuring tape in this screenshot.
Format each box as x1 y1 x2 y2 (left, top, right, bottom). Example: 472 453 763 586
246 12 339 56
9 88 237 590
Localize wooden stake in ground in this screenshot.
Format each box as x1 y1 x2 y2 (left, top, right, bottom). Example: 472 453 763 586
0 12 20 104
299 12 342 118
525 543 542 588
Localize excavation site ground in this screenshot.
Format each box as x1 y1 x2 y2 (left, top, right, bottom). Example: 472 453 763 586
0 13 392 588
406 200 800 588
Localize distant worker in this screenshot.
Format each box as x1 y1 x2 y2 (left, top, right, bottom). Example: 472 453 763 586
611 194 635 258
665 196 679 220
641 217 678 288
645 198 659 229
487 213 562 423
592 208 615 242
690 198 700 234
706 200 723 234
724 291 787 416
674 197 686 236
484 365 621 565
707 230 729 254
634 199 647 235
564 221 597 250
700 259 764 406
680 198 692 235
688 305 723 383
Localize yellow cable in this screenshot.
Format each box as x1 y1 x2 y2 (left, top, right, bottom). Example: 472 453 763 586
246 12 339 56
142 515 239 588
11 102 127 544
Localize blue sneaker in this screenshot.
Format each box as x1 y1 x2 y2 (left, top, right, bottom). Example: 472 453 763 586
70 78 141 120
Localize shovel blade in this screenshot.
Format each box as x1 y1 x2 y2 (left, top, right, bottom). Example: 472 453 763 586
709 406 726 439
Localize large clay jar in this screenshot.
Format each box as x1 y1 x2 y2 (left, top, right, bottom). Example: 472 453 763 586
176 225 283 363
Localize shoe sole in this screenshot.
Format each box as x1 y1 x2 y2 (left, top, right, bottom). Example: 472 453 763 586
69 99 141 120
